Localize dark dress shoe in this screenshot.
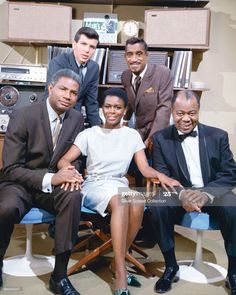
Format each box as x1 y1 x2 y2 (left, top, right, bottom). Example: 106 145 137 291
49 276 80 295
0 267 3 288
0 259 3 288
225 274 236 294
154 266 179 293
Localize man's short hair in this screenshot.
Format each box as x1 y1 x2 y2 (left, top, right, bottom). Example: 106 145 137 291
50 69 81 87
102 88 128 107
172 90 201 107
74 26 99 43
125 37 148 52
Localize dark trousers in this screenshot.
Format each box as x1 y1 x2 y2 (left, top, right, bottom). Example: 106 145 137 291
150 191 236 257
0 182 82 257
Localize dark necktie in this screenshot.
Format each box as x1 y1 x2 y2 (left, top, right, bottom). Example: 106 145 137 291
78 64 85 84
178 130 197 142
134 75 141 94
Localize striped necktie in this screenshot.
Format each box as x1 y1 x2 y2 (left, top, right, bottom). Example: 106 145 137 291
52 115 62 149
134 75 141 94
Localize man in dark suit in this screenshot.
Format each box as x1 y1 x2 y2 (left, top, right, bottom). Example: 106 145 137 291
151 90 236 294
46 26 101 127
121 37 173 146
0 69 84 295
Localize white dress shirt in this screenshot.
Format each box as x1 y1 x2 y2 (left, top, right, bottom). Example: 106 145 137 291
179 126 204 188
131 64 147 88
42 100 65 193
178 126 214 202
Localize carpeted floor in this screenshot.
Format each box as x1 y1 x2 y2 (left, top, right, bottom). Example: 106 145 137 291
1 223 230 295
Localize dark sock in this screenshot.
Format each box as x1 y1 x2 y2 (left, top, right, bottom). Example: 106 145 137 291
52 251 71 282
0 255 3 268
228 255 236 276
163 248 178 269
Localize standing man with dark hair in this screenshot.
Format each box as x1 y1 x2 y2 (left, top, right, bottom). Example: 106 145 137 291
46 26 102 127
0 69 84 295
121 37 173 147
151 90 236 294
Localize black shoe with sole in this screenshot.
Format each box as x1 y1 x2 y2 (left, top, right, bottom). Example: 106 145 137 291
225 274 236 295
49 276 80 295
154 266 179 294
0 258 3 289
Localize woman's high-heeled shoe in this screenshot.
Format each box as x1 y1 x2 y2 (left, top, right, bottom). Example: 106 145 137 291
126 273 141 287
109 265 141 288
114 288 131 295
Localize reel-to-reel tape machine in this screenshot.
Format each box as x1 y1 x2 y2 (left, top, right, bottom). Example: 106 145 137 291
0 64 47 132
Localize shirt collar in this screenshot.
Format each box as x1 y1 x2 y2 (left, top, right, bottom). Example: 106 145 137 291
75 59 87 69
132 64 147 83
46 99 65 123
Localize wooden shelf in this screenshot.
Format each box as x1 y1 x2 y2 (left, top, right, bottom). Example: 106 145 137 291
99 84 209 92
0 40 209 52
0 40 71 46
99 84 123 88
8 0 209 7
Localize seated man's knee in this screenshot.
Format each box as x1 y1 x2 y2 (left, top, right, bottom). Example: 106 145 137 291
0 203 20 223
64 190 82 207
150 205 168 217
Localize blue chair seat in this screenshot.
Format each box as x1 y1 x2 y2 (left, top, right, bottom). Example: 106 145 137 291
20 207 55 224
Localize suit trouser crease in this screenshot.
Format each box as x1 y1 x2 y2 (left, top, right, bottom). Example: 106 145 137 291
0 184 82 256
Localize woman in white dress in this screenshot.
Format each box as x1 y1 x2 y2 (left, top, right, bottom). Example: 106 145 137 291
58 88 181 295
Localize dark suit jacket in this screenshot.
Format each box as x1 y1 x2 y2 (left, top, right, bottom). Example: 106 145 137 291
1 101 84 191
121 64 173 141
152 123 236 198
46 51 101 126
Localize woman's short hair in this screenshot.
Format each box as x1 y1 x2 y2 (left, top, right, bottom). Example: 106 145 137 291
102 88 128 107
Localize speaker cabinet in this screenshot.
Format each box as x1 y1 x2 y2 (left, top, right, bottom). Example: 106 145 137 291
0 1 72 42
144 8 210 48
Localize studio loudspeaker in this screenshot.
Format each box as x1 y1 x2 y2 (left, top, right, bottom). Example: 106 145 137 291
0 1 72 42
144 8 210 48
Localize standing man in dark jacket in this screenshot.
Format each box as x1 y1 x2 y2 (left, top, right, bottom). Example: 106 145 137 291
46 27 101 127
121 37 173 147
0 69 84 295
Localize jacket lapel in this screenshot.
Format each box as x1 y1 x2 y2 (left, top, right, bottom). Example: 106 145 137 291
41 102 53 158
50 110 72 165
68 52 85 93
173 127 192 186
198 124 211 185
134 65 153 109
124 71 136 106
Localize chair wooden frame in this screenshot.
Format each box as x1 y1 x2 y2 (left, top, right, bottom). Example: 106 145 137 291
67 206 150 276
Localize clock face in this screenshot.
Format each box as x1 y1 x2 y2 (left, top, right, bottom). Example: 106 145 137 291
122 20 139 37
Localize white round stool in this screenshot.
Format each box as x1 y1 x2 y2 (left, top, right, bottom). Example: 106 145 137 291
178 212 227 283
3 208 55 277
